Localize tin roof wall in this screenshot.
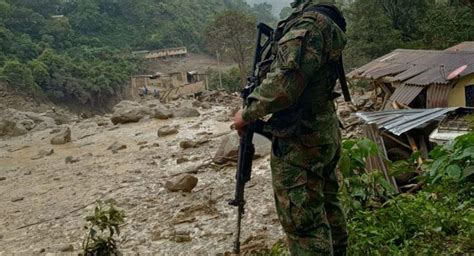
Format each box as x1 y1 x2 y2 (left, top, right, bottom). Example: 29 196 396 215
348 43 474 87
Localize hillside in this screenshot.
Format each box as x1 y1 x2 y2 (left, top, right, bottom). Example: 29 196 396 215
0 0 273 108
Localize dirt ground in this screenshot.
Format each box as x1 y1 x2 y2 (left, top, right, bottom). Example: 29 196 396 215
0 100 284 255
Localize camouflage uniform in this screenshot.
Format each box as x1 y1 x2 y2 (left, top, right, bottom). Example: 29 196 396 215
242 0 348 254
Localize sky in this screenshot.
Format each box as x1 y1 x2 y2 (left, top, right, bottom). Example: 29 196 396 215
246 0 292 15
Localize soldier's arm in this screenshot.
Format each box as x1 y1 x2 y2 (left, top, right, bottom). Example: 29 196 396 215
242 20 324 122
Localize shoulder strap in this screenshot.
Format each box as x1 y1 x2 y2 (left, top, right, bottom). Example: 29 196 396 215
304 4 347 32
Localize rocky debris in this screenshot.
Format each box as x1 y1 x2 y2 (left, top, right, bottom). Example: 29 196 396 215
216 115 230 122
31 149 55 160
176 157 189 164
58 244 74 252
158 126 179 137
65 156 80 164
110 100 174 124
0 108 56 137
165 175 198 192
107 142 127 153
173 107 200 118
179 139 209 149
50 127 71 145
152 107 173 120
201 102 211 110
91 116 112 127
0 177 6 181
11 197 24 202
111 102 150 125
213 134 271 164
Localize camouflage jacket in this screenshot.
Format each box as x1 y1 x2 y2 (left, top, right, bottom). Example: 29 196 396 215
242 0 347 146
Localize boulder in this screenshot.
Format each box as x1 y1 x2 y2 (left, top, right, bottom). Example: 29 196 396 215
165 175 198 192
173 107 200 118
158 126 179 137
107 142 127 153
31 149 55 160
111 104 150 125
201 102 212 110
65 156 80 164
213 133 271 164
179 140 198 149
151 107 173 120
0 108 56 137
51 127 71 145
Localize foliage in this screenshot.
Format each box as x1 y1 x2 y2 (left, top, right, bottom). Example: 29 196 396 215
207 68 242 93
339 139 396 214
344 0 474 69
424 132 474 183
0 0 270 105
1 60 37 89
205 11 256 87
348 181 474 255
82 201 125 256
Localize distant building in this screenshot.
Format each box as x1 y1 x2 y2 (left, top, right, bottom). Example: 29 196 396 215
130 70 208 101
348 42 474 109
132 47 187 60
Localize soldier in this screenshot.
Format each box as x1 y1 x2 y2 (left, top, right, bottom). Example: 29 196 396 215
233 0 348 255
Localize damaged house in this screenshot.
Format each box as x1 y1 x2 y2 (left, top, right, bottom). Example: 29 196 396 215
349 42 474 109
347 42 474 192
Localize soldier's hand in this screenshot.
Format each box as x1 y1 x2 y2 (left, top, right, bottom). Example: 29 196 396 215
233 109 248 136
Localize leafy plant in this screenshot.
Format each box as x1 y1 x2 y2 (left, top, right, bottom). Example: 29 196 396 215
82 200 125 256
424 132 474 183
339 139 396 213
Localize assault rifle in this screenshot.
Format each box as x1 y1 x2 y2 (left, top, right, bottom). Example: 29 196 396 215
229 22 274 255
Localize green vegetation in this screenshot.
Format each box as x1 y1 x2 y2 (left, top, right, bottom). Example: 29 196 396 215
343 133 474 255
345 0 474 68
82 201 125 255
0 0 273 105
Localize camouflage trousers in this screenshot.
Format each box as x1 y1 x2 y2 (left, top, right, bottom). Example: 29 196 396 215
271 137 348 255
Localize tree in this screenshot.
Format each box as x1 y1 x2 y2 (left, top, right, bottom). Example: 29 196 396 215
251 3 276 24
345 0 403 68
280 6 292 19
205 11 256 86
421 2 474 49
1 60 36 90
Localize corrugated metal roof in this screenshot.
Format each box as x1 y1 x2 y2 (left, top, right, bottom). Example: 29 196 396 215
446 41 474 52
356 108 460 136
427 84 450 108
384 85 424 110
348 45 474 87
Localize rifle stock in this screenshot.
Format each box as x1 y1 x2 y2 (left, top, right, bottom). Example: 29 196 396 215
229 23 273 255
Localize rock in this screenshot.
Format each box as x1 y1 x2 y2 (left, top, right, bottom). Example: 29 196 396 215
137 141 148 146
213 134 271 164
179 140 198 149
176 157 189 164
0 177 6 181
107 142 127 153
165 175 198 192
201 102 212 109
192 100 202 108
50 127 71 145
31 149 55 160
11 197 24 202
65 156 80 164
111 101 151 125
58 244 74 252
158 126 179 137
173 107 200 118
151 107 173 120
171 234 192 243
216 115 230 122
